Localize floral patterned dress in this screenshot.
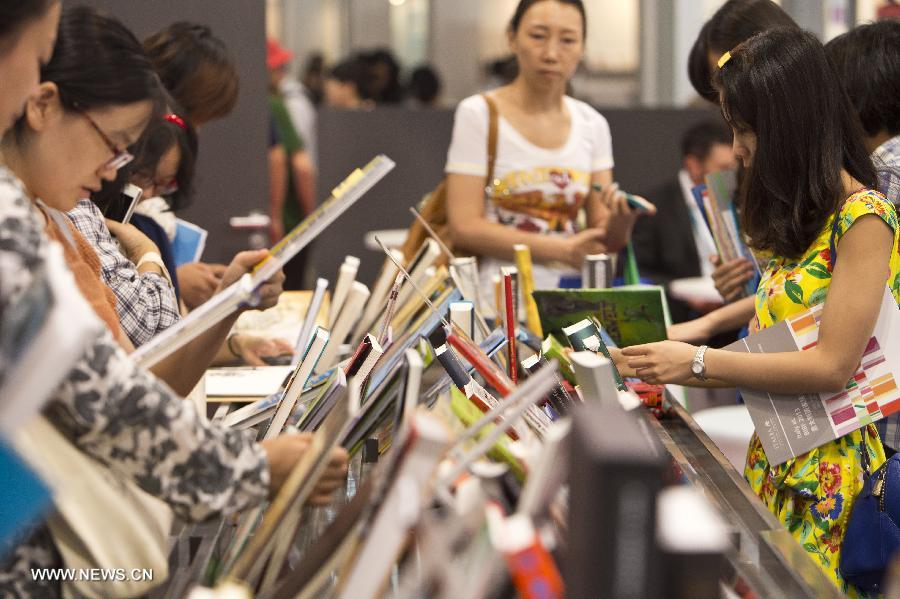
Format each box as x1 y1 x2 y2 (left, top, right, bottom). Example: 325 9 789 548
744 190 900 597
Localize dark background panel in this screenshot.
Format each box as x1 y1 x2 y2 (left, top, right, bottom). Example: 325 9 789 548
314 105 721 287
81 0 269 264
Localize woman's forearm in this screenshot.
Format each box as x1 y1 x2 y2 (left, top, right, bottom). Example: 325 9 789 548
151 312 240 396
450 217 571 265
705 345 852 395
702 296 756 336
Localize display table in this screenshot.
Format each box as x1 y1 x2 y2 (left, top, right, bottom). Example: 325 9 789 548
655 399 844 598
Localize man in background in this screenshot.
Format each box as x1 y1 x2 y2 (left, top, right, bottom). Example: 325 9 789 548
632 120 737 323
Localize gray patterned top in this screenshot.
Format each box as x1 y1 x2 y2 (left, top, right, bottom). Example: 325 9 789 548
0 166 269 596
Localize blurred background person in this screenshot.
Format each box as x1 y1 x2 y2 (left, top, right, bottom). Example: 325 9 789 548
407 64 443 108
359 48 404 104
143 22 242 308
632 120 736 323
268 38 317 289
301 52 326 106
324 57 369 110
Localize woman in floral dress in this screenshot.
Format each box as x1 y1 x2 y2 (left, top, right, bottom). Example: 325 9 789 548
619 28 900 596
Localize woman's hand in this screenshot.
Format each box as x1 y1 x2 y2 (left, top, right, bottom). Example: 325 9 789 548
608 346 638 378
564 228 607 268
710 255 755 303
178 262 227 309
231 334 294 366
105 218 159 263
218 249 286 311
621 341 698 385
261 433 350 505
594 183 655 252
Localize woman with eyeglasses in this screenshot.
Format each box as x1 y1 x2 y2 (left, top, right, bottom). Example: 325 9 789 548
0 6 346 593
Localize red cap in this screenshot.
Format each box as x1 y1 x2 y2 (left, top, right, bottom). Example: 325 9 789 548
266 38 293 70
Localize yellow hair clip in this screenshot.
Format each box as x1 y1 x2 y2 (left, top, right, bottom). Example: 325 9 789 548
717 51 732 69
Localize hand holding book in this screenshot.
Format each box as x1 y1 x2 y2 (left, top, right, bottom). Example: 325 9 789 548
216 249 286 311
710 255 756 303
259 433 349 505
620 340 700 386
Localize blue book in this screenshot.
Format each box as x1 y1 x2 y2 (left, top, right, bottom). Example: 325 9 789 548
0 439 51 547
171 219 208 267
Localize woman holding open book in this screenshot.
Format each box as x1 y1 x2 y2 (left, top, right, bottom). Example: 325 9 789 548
0 6 346 594
619 29 900 596
445 0 654 292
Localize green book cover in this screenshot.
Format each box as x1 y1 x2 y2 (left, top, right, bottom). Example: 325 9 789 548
540 334 577 384
449 387 526 481
533 287 669 347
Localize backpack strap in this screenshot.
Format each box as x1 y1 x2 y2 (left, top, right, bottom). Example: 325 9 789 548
37 200 77 250
481 94 500 188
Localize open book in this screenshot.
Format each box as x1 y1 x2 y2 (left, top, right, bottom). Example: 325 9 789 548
725 286 900 465
132 155 395 369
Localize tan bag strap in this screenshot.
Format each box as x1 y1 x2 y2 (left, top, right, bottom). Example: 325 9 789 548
482 94 500 187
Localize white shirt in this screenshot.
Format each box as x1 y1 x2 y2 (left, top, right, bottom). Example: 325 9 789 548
677 169 718 278
445 94 614 291
279 78 318 166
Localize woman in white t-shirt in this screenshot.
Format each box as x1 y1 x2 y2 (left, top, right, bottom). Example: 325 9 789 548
446 0 654 290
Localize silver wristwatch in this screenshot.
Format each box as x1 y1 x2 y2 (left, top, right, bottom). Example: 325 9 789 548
691 345 709 381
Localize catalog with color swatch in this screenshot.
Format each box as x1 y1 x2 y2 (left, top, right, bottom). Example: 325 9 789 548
725 286 900 465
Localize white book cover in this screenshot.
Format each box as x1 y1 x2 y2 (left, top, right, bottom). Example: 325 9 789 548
205 365 294 397
725 286 900 465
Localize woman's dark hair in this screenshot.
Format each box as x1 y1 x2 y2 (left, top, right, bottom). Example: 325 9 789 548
713 28 876 259
509 0 586 38
10 5 163 141
143 22 239 125
0 0 56 54
408 65 442 105
328 57 363 87
825 20 900 138
688 0 796 102
133 111 199 212
359 48 404 103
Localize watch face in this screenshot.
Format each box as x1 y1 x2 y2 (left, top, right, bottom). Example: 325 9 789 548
691 362 702 375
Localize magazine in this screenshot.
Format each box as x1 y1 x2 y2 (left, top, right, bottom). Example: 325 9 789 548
724 286 900 465
533 286 670 348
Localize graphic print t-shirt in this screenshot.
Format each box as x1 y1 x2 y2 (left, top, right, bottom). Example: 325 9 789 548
445 94 614 291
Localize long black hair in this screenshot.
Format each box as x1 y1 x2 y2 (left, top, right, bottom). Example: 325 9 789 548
508 0 586 37
688 0 796 102
0 0 57 54
131 110 199 212
825 20 900 138
713 28 876 259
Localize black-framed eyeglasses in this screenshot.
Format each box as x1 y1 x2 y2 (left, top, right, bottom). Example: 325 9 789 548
77 108 134 171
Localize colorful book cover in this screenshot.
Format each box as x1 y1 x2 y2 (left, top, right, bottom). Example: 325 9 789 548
724 286 900 466
533 287 669 348
563 318 627 391
704 170 760 296
540 334 576 385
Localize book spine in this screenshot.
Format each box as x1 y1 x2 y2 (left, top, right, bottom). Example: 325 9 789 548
504 272 518 384
513 245 543 337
